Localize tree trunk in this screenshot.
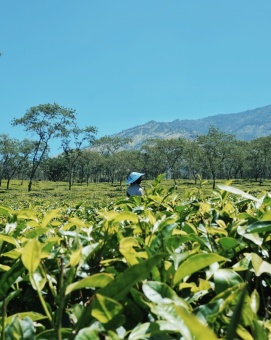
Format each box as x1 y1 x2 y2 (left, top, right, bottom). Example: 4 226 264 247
6 178 10 190
172 171 177 185
28 179 33 192
212 171 216 189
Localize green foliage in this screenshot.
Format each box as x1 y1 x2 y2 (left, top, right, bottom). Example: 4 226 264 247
0 176 271 339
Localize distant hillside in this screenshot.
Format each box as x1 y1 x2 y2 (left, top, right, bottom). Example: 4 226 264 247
113 105 271 149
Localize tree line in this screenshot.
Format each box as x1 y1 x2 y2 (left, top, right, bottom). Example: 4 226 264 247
1 103 271 191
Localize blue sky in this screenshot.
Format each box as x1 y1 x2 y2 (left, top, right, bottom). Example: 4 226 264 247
1 1 271 155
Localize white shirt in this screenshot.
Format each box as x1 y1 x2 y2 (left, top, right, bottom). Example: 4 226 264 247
127 184 144 197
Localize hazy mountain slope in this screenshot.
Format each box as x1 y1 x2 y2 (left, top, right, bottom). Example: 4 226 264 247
113 105 271 149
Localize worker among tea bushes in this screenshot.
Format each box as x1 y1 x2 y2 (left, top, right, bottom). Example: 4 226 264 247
126 172 144 197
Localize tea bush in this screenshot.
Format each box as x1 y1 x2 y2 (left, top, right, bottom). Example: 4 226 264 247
0 176 271 339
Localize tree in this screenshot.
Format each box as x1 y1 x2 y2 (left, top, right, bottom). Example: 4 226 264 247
61 125 97 190
79 150 104 184
11 103 79 191
247 136 271 184
0 134 17 187
0 135 34 189
93 136 132 183
183 140 203 183
0 134 11 187
140 138 186 182
93 136 132 156
222 140 249 179
111 150 143 186
153 138 186 184
140 142 166 179
44 155 68 182
197 126 235 189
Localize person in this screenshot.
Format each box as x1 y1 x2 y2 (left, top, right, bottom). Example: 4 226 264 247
126 172 144 197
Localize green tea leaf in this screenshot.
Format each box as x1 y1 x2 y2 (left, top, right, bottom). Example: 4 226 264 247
74 328 100 339
251 253 271 276
119 237 143 266
98 210 119 221
217 185 262 204
0 264 10 271
251 319 268 340
142 281 178 304
69 246 82 267
113 211 139 223
30 267 46 291
219 237 240 250
6 312 46 324
214 269 243 294
119 237 140 249
237 225 263 245
0 260 25 300
21 239 41 273
236 325 255 340
174 253 227 286
225 284 247 340
151 303 217 340
246 221 271 234
0 206 13 216
91 293 123 325
1 249 22 259
250 289 260 314
4 316 35 340
65 273 114 296
36 328 73 339
25 228 48 239
128 321 177 340
98 254 164 301
41 208 61 228
0 234 20 247
17 209 38 220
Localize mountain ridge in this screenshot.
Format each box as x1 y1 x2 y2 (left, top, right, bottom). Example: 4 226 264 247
113 104 271 149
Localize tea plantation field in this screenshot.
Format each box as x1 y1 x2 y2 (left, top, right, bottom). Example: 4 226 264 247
0 178 270 209
0 176 271 339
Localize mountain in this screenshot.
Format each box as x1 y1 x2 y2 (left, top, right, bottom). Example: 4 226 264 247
113 105 271 149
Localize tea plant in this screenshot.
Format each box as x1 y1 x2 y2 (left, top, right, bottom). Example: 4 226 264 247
0 175 271 339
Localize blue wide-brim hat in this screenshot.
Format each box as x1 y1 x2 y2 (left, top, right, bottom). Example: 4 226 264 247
126 172 144 184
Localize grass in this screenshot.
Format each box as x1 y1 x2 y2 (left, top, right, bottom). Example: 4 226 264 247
0 178 270 209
